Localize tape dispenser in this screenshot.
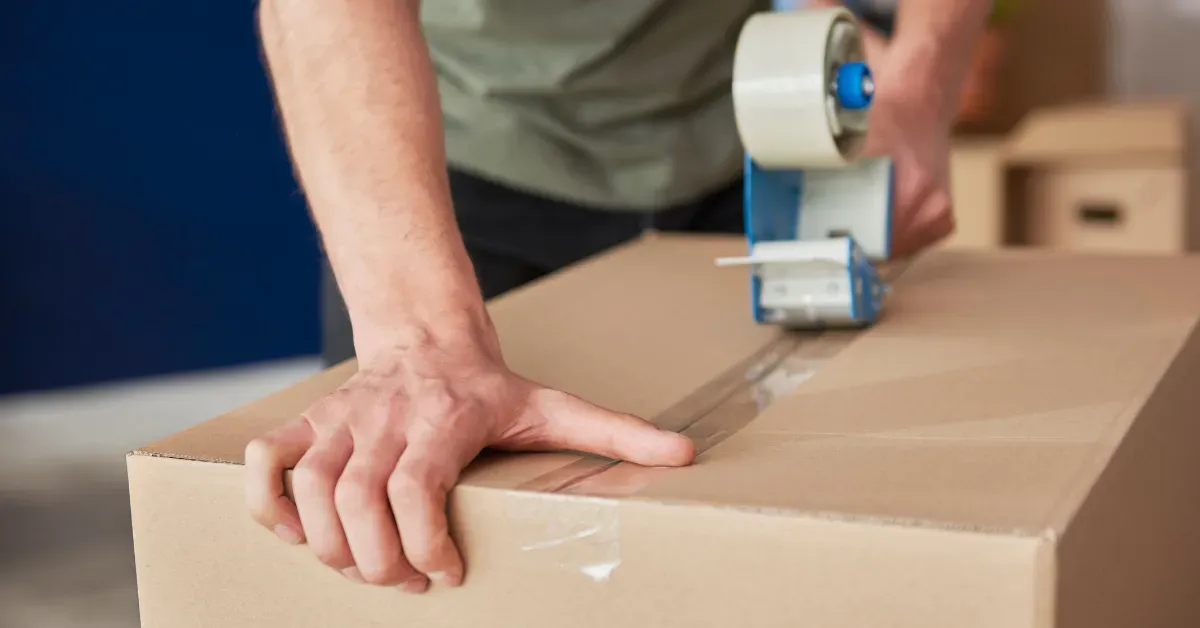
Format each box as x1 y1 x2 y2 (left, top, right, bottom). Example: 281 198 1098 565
716 7 894 328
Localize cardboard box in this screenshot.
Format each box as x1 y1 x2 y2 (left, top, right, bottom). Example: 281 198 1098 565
946 100 1192 254
945 136 1008 249
1008 101 1192 254
128 235 1200 627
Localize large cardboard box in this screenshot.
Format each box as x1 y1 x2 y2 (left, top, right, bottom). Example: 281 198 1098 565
128 235 1200 627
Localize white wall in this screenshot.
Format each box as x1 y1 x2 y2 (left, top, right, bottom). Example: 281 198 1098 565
1110 0 1200 99
1109 0 1200 243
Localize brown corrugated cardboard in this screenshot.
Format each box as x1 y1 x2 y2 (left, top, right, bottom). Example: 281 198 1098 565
1008 101 1191 254
1020 166 1187 253
1005 100 1187 165
945 137 1007 249
946 100 1192 254
128 235 1200 627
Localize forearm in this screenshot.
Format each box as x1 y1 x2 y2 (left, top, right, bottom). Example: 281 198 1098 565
258 0 486 356
889 0 992 118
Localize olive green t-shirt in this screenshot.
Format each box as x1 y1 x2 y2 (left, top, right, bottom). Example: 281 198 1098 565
421 0 768 211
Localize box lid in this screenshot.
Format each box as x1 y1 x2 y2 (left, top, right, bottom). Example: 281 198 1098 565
1006 100 1188 166
134 235 1200 536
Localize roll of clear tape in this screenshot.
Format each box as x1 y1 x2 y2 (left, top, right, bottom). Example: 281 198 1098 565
733 8 870 169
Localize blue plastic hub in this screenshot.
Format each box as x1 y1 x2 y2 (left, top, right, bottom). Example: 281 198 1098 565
835 61 874 110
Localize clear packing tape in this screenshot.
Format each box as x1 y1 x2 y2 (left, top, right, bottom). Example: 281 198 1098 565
506 8 904 583
519 332 856 497
732 7 871 169
507 331 854 582
507 262 915 582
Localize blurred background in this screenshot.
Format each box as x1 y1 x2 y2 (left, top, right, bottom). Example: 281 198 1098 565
2 0 1198 626
0 2 323 626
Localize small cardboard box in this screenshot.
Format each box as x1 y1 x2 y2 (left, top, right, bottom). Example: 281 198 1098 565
945 100 1192 254
1008 101 1192 254
128 235 1200 627
946 136 1008 249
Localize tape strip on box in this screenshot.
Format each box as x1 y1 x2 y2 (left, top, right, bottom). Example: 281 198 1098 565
508 261 915 581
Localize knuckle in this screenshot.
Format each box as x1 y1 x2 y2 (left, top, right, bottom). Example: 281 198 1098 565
333 471 377 512
405 550 435 573
381 386 410 410
243 437 276 466
360 394 403 432
386 469 430 508
913 170 935 192
247 506 272 528
312 544 353 570
307 394 339 418
937 206 955 231
320 383 367 412
358 562 403 586
303 396 345 428
405 534 447 571
413 382 458 420
293 460 335 495
524 387 571 423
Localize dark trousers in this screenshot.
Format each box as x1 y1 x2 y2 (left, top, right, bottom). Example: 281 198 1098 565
321 169 745 365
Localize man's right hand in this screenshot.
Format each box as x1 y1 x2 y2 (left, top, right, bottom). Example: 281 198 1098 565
244 321 696 592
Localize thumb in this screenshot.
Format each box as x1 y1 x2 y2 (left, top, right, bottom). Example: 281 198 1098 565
536 391 697 467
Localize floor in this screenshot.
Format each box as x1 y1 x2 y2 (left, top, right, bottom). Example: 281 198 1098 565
0 358 322 628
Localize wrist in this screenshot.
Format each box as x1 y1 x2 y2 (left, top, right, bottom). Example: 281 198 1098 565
353 311 499 367
886 1 991 122
346 273 496 361
884 36 969 123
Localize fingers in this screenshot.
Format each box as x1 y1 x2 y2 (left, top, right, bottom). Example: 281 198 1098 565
911 189 955 249
890 180 934 258
292 430 355 576
893 187 954 258
335 437 424 588
536 391 697 467
245 418 314 544
389 451 465 589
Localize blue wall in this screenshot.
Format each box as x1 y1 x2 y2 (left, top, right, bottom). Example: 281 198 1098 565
0 1 321 394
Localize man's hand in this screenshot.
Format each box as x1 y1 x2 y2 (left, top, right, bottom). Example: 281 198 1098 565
248 0 691 592
860 33 957 257
811 0 991 257
251 0 695 592
244 322 695 592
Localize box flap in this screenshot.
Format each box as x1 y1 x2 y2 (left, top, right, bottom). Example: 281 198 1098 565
631 251 1200 534
135 234 781 474
134 237 1200 538
1006 100 1188 166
